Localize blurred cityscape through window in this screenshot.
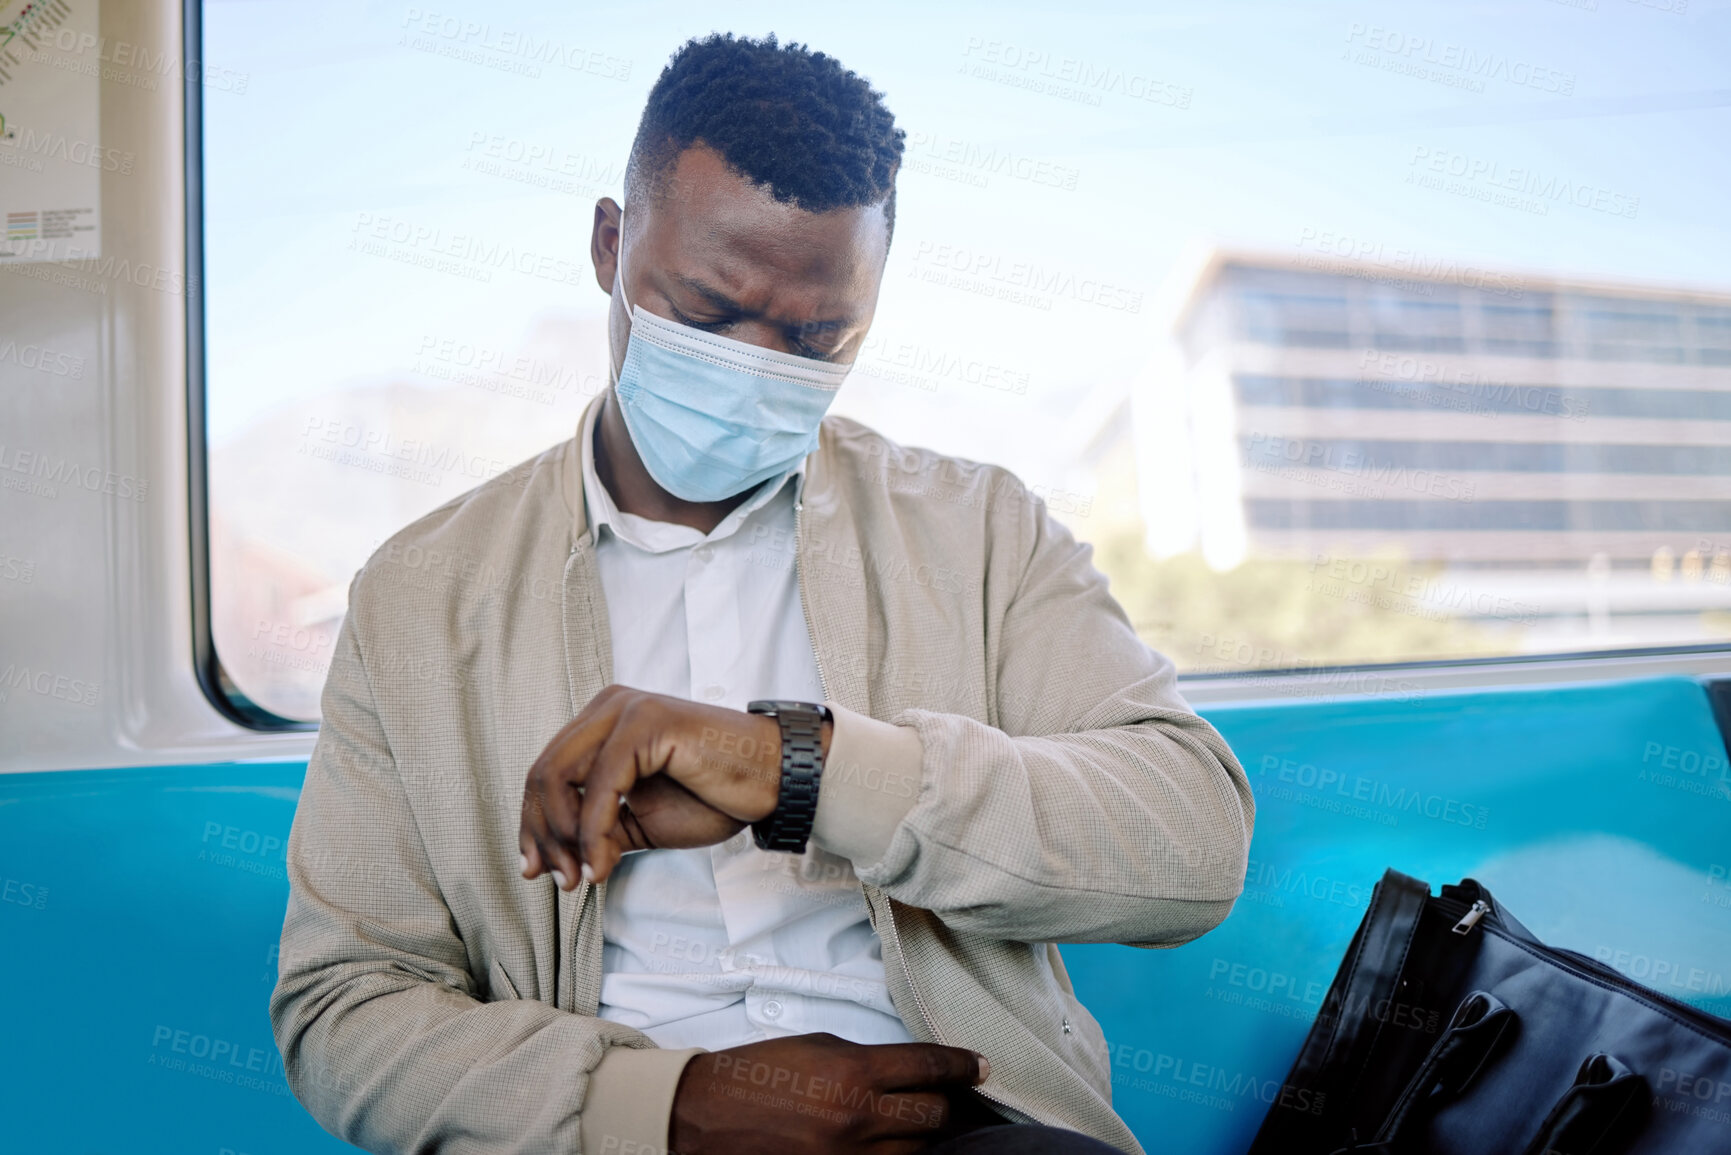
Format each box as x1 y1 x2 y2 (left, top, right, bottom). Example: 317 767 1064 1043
201 1 1731 720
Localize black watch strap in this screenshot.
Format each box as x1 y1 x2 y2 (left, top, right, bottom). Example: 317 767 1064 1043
747 700 830 853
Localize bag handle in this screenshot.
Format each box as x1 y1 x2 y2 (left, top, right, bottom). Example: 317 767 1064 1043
1318 871 1432 1094
1328 990 1518 1155
1247 871 1429 1155
1519 1052 1648 1155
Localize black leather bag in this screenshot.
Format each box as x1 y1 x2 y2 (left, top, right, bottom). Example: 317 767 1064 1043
1247 870 1731 1155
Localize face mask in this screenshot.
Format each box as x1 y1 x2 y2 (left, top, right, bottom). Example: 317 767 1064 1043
612 242 851 503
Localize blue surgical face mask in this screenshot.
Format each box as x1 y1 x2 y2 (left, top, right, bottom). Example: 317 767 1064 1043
612 244 851 503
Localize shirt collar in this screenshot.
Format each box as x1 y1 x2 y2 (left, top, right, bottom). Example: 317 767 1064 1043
579 397 804 555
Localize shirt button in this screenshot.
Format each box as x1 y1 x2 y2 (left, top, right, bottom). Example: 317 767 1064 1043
695 545 714 562
762 1000 783 1019
703 685 725 702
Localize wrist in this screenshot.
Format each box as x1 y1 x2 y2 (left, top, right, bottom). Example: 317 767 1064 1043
748 713 783 821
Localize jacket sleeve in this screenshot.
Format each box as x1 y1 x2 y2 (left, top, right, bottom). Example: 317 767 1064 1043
269 605 696 1155
811 490 1254 949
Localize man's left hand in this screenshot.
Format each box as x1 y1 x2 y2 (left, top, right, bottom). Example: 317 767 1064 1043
518 685 824 888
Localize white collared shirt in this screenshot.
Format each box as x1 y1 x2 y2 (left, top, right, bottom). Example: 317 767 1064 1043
582 413 914 1051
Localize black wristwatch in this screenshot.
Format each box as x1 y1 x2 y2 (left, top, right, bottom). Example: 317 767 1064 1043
747 700 831 853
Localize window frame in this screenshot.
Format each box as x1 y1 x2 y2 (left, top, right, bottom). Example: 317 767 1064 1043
184 0 315 732
1178 642 1731 706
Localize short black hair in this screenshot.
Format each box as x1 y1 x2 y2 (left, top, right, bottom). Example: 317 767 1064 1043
626 33 904 230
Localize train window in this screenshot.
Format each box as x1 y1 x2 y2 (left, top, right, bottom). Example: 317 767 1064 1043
197 1 1731 722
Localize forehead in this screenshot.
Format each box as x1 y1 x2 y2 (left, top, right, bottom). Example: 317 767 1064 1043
631 144 890 304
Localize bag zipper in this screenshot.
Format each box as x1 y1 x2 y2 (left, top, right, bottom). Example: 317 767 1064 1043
1430 893 1731 1042
794 495 1019 1120
1451 900 1489 935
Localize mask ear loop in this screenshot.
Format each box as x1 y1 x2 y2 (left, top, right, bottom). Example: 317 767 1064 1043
614 208 634 318
610 210 635 388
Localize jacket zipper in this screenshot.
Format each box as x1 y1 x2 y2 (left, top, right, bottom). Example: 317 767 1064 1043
794 495 1018 1120
564 538 605 1015
793 497 832 705
876 891 1019 1116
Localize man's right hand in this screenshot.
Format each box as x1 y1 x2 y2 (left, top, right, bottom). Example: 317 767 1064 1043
667 1033 991 1154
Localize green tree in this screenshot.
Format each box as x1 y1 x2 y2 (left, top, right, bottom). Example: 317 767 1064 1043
1090 530 1516 674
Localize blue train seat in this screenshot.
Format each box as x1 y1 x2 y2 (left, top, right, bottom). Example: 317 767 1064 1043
2 675 1727 1154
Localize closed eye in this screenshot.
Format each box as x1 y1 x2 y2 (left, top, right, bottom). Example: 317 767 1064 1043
670 305 841 361
667 304 734 333
789 322 845 361
788 335 841 362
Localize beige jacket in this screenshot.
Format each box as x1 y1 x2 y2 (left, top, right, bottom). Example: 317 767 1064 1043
270 399 1254 1155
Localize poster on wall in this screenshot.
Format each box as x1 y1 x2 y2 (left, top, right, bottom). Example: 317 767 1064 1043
0 0 102 263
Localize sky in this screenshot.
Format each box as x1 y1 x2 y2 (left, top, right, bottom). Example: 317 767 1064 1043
202 0 1731 488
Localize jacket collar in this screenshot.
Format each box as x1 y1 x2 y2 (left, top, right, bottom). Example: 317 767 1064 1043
563 396 597 546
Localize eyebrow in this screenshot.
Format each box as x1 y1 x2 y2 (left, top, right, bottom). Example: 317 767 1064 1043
671 273 858 332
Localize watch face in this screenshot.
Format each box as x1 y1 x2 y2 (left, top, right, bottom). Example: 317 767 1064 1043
750 700 826 718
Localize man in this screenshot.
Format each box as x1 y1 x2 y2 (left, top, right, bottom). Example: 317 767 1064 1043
271 33 1253 1155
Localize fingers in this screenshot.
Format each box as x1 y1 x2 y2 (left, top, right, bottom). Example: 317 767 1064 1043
545 827 587 891
519 690 631 889
519 781 555 883
621 775 747 850
520 786 585 890
867 1043 990 1091
520 803 635 890
519 756 579 890
527 690 626 798
538 760 590 883
615 799 654 851
859 1091 952 1141
677 1035 990 1152
575 726 651 883
519 686 757 888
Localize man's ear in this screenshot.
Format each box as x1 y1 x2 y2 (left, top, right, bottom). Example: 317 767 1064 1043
590 197 622 296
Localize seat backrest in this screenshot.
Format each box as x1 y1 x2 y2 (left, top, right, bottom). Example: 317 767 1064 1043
2 675 1726 1154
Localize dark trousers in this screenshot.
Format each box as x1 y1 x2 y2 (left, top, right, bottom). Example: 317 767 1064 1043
926 1123 1125 1153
